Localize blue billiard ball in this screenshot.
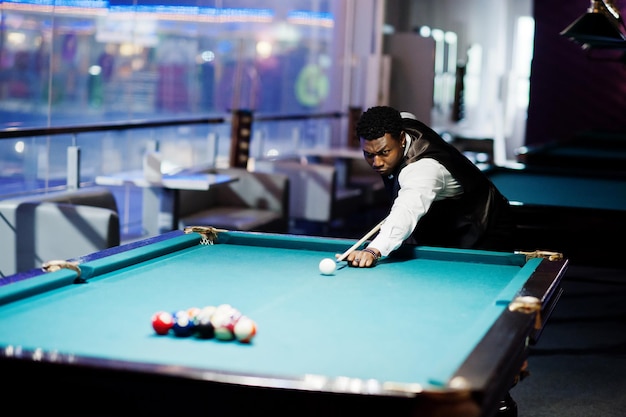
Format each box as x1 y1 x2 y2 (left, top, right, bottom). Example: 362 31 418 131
171 310 196 337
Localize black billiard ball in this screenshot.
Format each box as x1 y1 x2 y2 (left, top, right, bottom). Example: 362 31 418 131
195 306 217 338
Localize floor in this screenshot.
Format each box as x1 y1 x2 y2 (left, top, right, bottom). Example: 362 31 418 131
511 264 626 416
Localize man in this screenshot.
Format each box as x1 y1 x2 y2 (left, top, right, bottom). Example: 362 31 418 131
343 106 514 268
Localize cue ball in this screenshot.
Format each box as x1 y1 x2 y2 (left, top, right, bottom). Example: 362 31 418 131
319 258 336 275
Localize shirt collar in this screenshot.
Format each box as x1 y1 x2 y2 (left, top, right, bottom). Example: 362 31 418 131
403 132 412 157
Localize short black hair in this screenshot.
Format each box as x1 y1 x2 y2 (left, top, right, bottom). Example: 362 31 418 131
356 106 403 141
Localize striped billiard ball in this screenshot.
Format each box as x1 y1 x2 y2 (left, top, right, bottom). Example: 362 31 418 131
151 311 174 335
172 310 196 337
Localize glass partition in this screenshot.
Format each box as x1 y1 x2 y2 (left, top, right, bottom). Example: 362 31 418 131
0 0 345 128
0 0 352 230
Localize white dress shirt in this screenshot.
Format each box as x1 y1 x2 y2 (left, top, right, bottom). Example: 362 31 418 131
368 134 463 256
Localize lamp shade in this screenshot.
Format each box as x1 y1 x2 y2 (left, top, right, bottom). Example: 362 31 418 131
561 8 626 47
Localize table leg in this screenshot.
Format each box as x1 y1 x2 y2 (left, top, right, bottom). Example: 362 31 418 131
142 187 162 236
157 188 180 233
497 392 518 416
168 189 180 231
142 186 179 236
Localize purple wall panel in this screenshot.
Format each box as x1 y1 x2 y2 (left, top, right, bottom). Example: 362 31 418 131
527 0 626 145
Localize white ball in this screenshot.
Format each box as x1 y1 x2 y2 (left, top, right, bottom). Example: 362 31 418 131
319 258 337 275
234 316 257 343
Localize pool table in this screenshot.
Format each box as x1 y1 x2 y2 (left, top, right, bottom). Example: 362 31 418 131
0 228 567 417
516 140 626 176
485 165 626 267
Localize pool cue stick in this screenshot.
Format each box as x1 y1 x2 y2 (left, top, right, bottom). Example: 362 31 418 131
336 219 385 262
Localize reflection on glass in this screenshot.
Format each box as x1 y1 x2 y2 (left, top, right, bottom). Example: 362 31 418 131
0 1 348 237
0 1 341 128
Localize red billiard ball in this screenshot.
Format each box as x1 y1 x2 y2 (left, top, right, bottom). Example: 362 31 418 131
151 311 174 335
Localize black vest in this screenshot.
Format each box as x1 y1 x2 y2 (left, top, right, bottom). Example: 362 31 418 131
382 118 514 250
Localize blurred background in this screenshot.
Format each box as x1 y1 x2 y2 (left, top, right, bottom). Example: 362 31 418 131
1 0 625 240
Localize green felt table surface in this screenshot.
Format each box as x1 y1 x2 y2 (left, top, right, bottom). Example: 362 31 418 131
0 230 545 392
486 168 626 211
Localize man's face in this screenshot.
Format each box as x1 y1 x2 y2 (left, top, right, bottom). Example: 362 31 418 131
360 133 405 177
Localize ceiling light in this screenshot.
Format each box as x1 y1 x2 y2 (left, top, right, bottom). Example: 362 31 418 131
561 0 626 49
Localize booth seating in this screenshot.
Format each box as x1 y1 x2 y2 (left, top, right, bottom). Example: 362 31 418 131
449 136 495 166
345 157 388 208
0 186 120 277
251 159 364 232
177 167 290 234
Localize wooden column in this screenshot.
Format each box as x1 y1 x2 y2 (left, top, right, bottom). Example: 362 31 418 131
348 106 362 147
229 109 253 168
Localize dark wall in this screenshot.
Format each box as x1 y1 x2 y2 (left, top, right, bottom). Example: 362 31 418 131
527 0 626 145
